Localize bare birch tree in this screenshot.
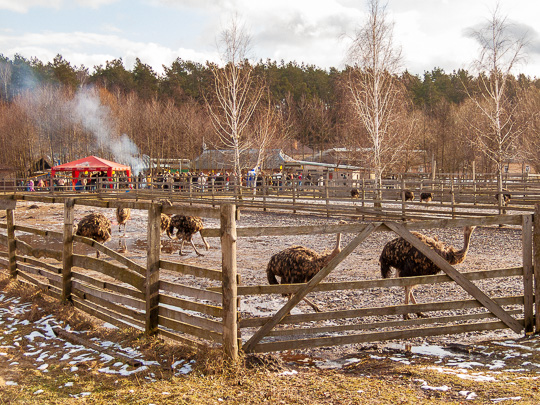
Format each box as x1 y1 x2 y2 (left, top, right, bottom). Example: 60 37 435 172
465 3 527 198
206 16 264 181
345 0 411 204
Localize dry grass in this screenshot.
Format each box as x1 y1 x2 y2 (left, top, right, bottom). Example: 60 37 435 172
1 274 540 404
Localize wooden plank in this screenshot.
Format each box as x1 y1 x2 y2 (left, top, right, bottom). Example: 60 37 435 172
72 285 145 322
265 309 523 337
220 204 238 361
158 315 222 343
159 306 222 333
72 254 145 292
239 295 524 328
72 271 145 301
14 239 63 261
72 279 145 311
72 286 144 321
232 267 524 295
159 260 222 281
14 255 62 274
535 204 540 333
14 225 63 239
72 296 145 329
162 204 221 219
243 222 380 353
160 280 222 303
225 215 524 238
0 199 16 210
160 293 223 318
16 262 61 283
74 235 145 275
522 215 534 334
6 209 16 277
146 203 161 334
385 222 523 334
62 198 74 302
157 328 208 350
250 320 522 353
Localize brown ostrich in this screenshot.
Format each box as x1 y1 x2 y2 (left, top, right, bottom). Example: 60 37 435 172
75 213 112 258
115 206 131 236
266 233 342 312
160 213 171 234
379 226 476 319
420 192 433 203
167 215 210 256
403 190 414 201
494 191 511 206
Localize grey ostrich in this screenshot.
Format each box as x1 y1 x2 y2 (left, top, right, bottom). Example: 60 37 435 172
167 215 210 256
266 233 342 312
115 206 131 236
379 226 476 319
420 192 433 203
75 213 112 258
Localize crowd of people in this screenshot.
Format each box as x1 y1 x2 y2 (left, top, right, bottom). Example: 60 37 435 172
20 169 327 193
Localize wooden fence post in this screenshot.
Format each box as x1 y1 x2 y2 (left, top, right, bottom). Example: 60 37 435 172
523 214 534 334
325 172 330 218
61 198 74 302
221 204 238 362
2 199 17 278
146 202 161 335
534 204 540 333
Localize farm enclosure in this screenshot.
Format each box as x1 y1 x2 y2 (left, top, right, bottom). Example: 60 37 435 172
0 194 538 360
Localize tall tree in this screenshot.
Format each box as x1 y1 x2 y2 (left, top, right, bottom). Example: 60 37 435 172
345 0 410 204
205 15 264 180
465 3 527 197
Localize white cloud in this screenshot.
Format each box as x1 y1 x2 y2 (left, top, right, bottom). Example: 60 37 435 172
0 0 118 13
0 31 217 73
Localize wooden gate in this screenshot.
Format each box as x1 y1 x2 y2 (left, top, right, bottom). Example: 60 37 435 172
240 215 536 353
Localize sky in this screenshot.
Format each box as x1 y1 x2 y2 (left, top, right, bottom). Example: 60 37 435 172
1 0 539 78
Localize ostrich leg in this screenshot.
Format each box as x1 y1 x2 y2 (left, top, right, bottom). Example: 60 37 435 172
404 285 426 319
190 239 205 256
200 233 210 251
178 239 187 256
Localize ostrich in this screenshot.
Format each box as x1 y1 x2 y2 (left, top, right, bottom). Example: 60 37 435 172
266 233 342 312
75 213 112 258
115 206 131 236
167 215 210 256
160 213 171 234
379 226 476 319
420 192 433 203
494 191 511 206
403 190 414 201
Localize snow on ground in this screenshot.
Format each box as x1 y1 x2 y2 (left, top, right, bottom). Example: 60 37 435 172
0 292 195 395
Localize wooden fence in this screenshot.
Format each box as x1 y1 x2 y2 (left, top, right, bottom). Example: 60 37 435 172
0 196 239 361
1 195 539 358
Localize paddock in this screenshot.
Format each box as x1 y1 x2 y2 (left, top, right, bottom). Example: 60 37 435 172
0 194 538 360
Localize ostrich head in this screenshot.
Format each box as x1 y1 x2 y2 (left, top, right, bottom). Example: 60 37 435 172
448 226 476 265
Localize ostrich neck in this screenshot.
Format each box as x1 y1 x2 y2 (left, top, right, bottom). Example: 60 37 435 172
449 229 473 265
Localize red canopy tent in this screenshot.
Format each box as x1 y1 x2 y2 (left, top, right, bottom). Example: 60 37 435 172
51 156 131 189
